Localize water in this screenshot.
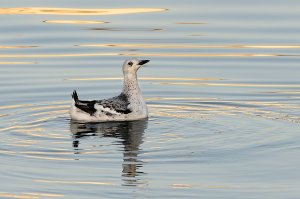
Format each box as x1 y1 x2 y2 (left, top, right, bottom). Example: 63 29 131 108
0 0 300 198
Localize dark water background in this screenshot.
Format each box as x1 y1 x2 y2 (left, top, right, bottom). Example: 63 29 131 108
0 0 300 198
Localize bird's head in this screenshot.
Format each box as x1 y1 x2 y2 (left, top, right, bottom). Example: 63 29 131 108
122 58 150 76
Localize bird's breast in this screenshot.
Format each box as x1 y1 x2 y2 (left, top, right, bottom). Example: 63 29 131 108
128 94 147 114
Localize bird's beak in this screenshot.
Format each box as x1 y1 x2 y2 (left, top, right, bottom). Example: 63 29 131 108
138 60 150 65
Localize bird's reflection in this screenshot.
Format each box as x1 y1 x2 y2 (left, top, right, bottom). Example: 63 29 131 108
70 119 148 186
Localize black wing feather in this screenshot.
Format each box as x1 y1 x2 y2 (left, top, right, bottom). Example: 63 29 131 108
72 90 97 115
72 90 132 116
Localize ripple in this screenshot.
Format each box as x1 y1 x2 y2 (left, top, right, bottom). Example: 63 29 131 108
148 98 300 123
65 77 222 81
0 53 118 58
0 97 299 191
263 91 300 94
0 95 299 135
0 192 64 198
175 22 207 25
0 62 36 65
1 0 300 196
23 193 64 198
23 155 74 161
154 82 300 88
43 20 108 24
0 7 167 16
78 43 300 49
120 52 300 57
189 34 208 36
88 28 163 31
0 192 38 199
0 103 33 110
0 52 298 58
34 179 114 186
0 45 37 49
171 183 193 189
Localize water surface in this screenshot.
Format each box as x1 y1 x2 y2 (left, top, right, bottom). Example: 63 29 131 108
0 0 300 198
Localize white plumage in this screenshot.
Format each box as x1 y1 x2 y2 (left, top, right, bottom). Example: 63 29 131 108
70 58 150 122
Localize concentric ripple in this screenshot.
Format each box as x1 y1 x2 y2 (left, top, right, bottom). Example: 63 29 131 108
0 90 299 196
1 0 300 197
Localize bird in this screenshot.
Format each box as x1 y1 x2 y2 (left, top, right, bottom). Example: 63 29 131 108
70 58 150 122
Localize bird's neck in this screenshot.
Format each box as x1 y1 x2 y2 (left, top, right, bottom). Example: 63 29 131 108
122 72 148 117
122 73 141 95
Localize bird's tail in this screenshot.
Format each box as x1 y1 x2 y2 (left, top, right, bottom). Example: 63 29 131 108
72 90 79 102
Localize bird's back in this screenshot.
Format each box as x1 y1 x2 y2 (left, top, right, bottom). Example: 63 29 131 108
70 91 147 122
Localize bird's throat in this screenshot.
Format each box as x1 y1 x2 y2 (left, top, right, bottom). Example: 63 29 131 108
122 73 141 95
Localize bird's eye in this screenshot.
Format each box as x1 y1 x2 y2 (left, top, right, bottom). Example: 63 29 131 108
128 61 133 67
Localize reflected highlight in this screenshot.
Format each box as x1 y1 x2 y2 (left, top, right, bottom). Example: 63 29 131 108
120 53 299 57
0 192 63 199
78 43 300 49
88 28 163 31
176 22 207 25
0 45 37 49
0 53 117 58
34 179 114 186
23 193 64 198
0 192 38 199
44 20 108 24
24 155 74 161
155 82 300 88
171 183 193 189
65 77 222 81
0 7 167 16
1 53 298 58
0 62 35 65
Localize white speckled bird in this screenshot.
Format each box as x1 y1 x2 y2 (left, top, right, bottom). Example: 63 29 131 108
70 58 150 122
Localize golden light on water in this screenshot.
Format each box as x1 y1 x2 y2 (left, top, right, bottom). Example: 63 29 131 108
0 150 16 155
263 91 300 94
65 77 222 81
24 155 74 161
0 192 38 199
43 20 108 24
34 179 114 186
176 22 207 25
171 184 193 189
0 52 298 58
155 82 300 88
21 151 73 155
0 124 41 132
0 45 37 49
0 7 167 15
29 109 68 117
189 34 208 36
0 192 63 199
0 104 33 110
120 53 299 57
88 27 164 31
0 0 298 195
0 53 118 58
0 62 35 65
23 193 64 198
78 43 300 49
0 95 298 140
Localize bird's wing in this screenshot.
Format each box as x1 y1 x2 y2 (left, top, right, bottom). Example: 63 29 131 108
72 90 97 115
72 91 132 116
75 100 97 116
95 93 132 115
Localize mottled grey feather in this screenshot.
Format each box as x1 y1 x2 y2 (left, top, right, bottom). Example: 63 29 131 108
96 93 132 114
72 90 132 116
